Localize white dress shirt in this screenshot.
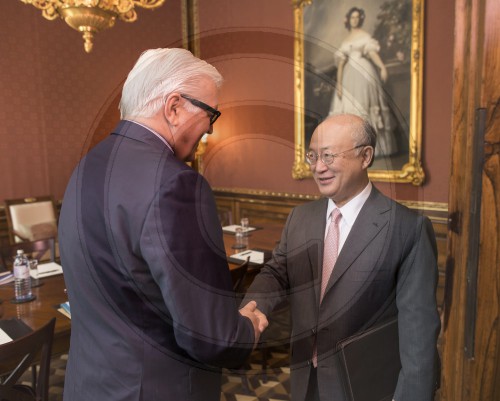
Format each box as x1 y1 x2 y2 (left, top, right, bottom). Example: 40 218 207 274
125 120 174 154
324 181 372 253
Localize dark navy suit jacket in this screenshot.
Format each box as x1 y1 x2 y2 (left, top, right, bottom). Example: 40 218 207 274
59 121 254 401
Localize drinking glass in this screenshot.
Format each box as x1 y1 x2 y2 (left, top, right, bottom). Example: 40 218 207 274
29 259 42 287
240 217 249 233
232 227 247 250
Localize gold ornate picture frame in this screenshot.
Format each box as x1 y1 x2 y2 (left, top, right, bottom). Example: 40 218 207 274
181 0 199 56
292 0 425 185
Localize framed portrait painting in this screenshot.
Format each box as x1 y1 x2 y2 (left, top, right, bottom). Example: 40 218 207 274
292 0 425 185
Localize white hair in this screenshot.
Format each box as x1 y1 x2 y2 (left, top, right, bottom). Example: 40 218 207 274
119 48 223 119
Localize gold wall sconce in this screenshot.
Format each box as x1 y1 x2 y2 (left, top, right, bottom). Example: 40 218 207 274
20 0 166 53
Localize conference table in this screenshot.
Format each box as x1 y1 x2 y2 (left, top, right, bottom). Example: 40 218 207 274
223 223 283 267
0 274 70 357
0 222 284 357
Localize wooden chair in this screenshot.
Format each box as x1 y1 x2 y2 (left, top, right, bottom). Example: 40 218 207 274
230 258 250 294
231 260 291 386
0 238 56 271
218 210 233 227
257 300 291 382
4 196 58 245
228 259 254 392
233 258 290 385
0 318 56 401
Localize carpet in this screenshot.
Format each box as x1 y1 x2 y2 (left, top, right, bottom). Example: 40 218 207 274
20 348 291 401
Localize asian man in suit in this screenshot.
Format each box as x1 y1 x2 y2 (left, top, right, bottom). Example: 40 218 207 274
243 114 440 401
59 48 267 401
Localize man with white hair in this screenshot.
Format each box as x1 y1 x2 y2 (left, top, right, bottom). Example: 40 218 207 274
59 48 267 401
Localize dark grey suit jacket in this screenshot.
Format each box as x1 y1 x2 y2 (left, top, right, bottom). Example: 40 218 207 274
244 187 440 401
59 121 254 401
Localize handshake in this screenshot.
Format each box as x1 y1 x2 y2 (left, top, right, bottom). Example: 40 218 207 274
239 300 268 347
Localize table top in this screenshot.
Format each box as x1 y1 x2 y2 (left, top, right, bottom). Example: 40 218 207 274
0 274 70 356
0 222 284 355
224 224 282 267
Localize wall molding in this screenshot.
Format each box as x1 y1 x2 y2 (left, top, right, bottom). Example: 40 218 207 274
213 187 448 213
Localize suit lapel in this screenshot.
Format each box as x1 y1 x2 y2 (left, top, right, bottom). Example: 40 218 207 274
324 187 392 294
306 198 329 304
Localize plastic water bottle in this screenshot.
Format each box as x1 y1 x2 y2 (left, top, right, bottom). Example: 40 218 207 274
13 249 32 302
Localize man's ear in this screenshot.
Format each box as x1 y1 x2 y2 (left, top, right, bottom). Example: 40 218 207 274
164 93 182 126
361 146 374 169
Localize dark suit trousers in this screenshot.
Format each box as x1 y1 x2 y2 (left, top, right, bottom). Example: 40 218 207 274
306 367 320 401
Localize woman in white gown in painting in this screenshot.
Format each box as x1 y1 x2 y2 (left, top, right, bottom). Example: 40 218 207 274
330 7 397 157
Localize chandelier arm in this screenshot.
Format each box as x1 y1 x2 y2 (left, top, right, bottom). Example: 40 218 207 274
19 0 165 52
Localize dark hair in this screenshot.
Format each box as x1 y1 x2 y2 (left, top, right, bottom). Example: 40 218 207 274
355 119 377 167
345 7 365 30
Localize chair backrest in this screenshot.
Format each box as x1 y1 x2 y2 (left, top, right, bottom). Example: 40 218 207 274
0 318 56 401
4 196 58 244
231 258 250 293
0 238 56 271
218 210 233 227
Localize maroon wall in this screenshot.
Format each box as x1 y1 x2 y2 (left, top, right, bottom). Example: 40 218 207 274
197 0 454 204
0 1 183 201
0 0 454 205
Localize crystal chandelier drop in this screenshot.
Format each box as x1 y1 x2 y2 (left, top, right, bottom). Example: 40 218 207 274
20 0 166 53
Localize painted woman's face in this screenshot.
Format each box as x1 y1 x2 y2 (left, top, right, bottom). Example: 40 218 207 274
350 11 360 28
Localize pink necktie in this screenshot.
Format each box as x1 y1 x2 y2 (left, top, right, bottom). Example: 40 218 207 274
320 208 342 302
313 208 342 367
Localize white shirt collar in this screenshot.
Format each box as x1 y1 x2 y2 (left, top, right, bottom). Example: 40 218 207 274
124 120 174 154
326 181 372 227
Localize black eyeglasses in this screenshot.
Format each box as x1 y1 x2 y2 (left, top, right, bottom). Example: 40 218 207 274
306 144 368 165
180 94 221 125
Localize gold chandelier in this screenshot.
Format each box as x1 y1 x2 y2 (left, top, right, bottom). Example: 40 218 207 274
20 0 166 53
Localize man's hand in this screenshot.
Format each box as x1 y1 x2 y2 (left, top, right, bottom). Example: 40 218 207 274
254 307 268 332
239 301 268 347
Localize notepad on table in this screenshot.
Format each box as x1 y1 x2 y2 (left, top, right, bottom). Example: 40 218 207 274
35 262 63 278
0 319 33 344
0 271 14 285
57 301 71 319
231 250 265 264
222 225 258 234
0 328 13 345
